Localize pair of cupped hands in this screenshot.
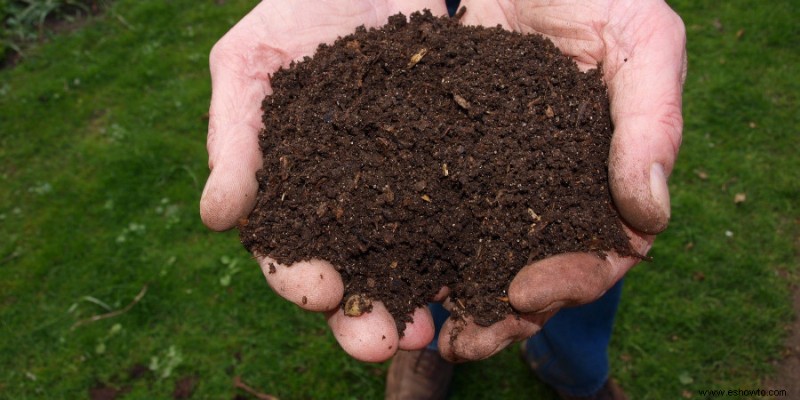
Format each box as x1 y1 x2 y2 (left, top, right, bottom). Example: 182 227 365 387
200 0 686 363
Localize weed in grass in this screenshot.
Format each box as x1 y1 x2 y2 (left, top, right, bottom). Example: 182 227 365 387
1 0 104 63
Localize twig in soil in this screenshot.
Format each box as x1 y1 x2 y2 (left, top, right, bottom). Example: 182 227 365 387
452 93 471 110
233 376 279 400
70 285 148 330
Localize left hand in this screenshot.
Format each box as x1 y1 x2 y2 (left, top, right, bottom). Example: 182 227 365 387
437 0 687 362
200 0 450 363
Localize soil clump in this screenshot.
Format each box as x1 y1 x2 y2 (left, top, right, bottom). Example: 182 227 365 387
239 10 636 333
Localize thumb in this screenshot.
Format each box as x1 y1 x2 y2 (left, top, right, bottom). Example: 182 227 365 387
200 42 275 231
606 8 686 234
199 101 265 232
199 119 263 231
200 127 261 231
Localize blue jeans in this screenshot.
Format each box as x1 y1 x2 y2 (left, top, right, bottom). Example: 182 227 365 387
428 280 624 397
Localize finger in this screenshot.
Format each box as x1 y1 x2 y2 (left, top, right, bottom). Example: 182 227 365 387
508 252 633 314
606 5 687 234
327 301 400 363
259 257 344 312
199 151 262 231
398 306 436 351
437 312 552 362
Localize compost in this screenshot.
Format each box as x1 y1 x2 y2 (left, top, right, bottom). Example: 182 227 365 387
239 10 636 333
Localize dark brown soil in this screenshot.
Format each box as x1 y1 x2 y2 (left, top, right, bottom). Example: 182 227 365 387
239 10 636 333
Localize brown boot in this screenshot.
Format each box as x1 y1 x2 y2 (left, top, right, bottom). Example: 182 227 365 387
385 349 454 400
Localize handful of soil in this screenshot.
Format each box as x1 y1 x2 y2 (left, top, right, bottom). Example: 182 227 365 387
239 10 636 333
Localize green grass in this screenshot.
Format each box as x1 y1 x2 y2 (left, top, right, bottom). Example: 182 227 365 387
0 0 797 398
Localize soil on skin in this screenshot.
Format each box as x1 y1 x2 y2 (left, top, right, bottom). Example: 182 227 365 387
239 10 636 333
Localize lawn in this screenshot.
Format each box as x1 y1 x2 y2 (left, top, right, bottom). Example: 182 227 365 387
0 0 797 398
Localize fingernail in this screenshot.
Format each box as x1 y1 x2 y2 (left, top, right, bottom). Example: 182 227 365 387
650 163 671 223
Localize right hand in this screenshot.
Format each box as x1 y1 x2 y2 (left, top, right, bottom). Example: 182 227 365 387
433 0 686 362
199 0 449 362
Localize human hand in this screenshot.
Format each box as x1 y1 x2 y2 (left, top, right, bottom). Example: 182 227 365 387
199 0 449 362
436 0 687 362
